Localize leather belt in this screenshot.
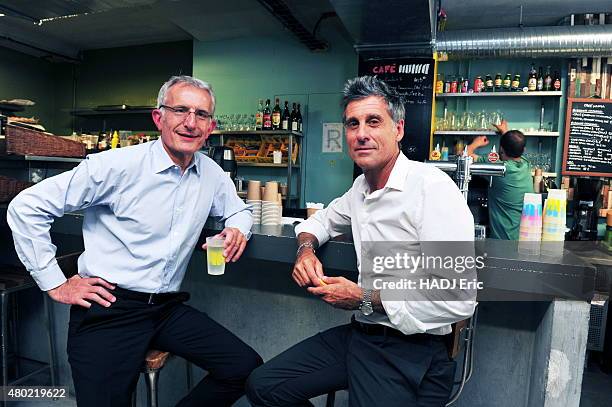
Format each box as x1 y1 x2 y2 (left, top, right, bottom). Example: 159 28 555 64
112 286 190 305
351 316 444 341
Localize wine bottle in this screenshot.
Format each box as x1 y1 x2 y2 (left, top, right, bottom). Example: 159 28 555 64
255 99 263 130
281 101 290 130
272 98 281 130
263 99 272 130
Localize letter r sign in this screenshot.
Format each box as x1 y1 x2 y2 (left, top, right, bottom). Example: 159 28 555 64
322 123 343 153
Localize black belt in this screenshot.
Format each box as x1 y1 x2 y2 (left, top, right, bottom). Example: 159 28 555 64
351 316 444 341
112 286 190 305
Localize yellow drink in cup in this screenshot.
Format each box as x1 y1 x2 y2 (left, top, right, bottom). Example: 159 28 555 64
206 237 226 275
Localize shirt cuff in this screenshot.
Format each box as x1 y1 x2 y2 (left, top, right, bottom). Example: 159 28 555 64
294 217 330 246
30 260 68 292
381 300 427 335
225 212 253 240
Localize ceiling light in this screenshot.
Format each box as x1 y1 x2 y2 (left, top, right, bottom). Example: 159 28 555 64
0 14 5 17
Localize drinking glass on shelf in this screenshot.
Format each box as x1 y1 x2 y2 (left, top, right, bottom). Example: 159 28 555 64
447 111 456 130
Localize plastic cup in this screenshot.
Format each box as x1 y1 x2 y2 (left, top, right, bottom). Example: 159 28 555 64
206 236 226 275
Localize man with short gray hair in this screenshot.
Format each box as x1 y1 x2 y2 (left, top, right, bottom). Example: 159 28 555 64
246 76 475 406
8 75 262 406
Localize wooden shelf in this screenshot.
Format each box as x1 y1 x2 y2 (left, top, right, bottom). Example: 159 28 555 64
212 130 302 137
436 91 562 98
237 162 299 168
72 107 154 117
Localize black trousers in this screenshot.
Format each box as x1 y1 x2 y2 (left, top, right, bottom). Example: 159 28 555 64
67 289 262 407
246 322 456 407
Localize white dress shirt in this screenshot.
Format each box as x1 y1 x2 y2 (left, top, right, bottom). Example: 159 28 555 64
7 139 252 293
295 153 476 335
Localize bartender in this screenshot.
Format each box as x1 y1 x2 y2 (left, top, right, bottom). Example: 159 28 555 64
467 120 534 240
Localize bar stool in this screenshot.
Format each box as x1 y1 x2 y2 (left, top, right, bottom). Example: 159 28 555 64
323 307 478 407
0 265 57 406
131 350 193 407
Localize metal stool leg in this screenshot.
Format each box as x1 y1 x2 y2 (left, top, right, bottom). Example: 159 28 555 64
185 361 193 391
43 296 57 387
144 368 160 407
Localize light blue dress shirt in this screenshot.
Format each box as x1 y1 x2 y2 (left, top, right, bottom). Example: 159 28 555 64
7 139 252 293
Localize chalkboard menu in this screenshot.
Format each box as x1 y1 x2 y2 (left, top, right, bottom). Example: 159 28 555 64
358 57 435 163
562 98 612 177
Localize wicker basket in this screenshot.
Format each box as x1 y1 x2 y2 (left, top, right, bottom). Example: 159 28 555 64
3 124 85 158
0 175 34 203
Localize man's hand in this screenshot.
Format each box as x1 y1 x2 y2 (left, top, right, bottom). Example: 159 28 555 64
202 227 247 262
492 119 509 134
47 275 116 308
307 276 362 310
292 249 324 287
470 135 490 149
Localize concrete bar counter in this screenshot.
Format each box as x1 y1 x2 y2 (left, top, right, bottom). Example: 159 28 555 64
30 213 596 407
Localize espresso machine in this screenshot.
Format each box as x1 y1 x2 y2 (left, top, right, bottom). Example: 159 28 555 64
211 146 237 181
425 149 506 238
569 178 603 241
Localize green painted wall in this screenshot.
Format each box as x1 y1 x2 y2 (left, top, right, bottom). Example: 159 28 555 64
0 46 73 135
193 23 357 206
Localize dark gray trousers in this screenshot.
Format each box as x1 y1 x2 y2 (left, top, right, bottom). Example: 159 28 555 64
246 321 456 407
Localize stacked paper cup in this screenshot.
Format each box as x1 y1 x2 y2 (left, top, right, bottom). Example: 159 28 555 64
518 193 542 255
246 180 262 224
542 189 567 241
519 193 543 241
541 189 567 256
262 181 282 225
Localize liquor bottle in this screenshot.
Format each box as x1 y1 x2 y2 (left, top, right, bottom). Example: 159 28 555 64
296 104 303 133
485 74 494 92
95 131 104 152
450 76 458 93
528 64 537 91
536 67 544 91
494 73 502 90
255 99 263 130
511 74 521 91
281 101 290 130
436 74 444 94
502 73 512 90
474 76 483 93
272 98 281 130
544 66 553 91
553 71 561 91
263 99 272 130
461 78 469 93
290 103 298 131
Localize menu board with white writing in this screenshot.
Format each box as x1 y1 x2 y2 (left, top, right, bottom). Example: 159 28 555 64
359 57 435 163
562 99 612 177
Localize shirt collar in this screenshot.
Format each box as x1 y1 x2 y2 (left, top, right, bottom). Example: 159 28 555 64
151 139 200 174
356 152 410 196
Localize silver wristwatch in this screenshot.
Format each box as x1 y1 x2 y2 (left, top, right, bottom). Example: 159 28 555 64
359 289 374 316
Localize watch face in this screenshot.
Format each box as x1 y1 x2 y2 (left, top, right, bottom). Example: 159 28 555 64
360 303 374 316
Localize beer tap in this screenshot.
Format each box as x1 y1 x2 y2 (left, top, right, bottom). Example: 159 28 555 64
424 146 506 200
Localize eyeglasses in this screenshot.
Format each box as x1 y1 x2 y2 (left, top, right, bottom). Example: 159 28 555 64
159 105 213 121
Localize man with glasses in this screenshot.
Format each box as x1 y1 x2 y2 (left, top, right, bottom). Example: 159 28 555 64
7 75 262 406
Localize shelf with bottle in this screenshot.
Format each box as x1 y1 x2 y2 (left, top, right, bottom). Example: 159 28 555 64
434 130 559 137
436 63 562 96
436 91 562 98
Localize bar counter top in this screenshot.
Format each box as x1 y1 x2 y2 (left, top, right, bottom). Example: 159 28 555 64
200 221 597 301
